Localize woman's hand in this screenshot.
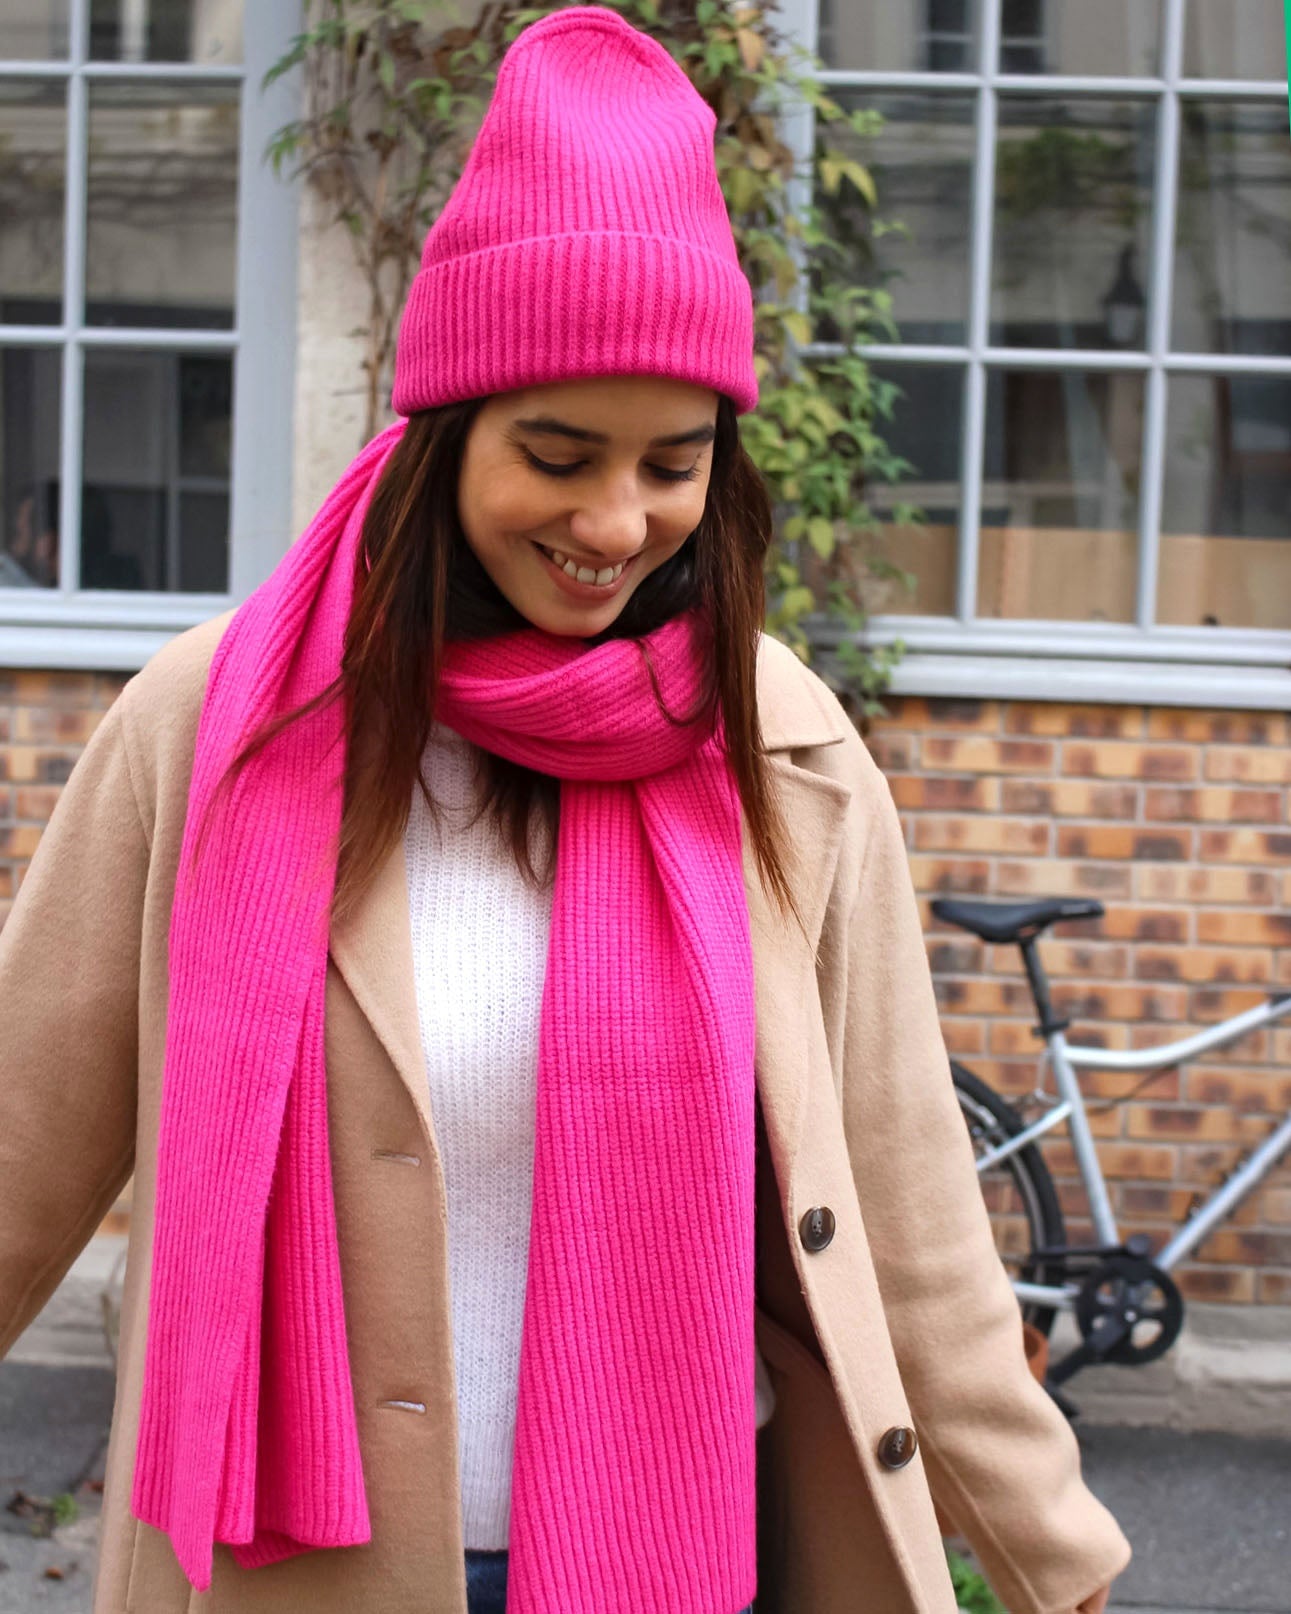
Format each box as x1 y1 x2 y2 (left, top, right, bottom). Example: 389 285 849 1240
1073 1585 1112 1614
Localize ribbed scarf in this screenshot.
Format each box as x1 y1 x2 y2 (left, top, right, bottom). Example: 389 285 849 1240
131 416 759 1612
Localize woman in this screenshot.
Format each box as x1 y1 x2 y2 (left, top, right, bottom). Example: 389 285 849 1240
0 8 1129 1612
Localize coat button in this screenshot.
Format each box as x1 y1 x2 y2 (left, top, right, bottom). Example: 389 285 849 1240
798 1205 835 1252
878 1426 918 1469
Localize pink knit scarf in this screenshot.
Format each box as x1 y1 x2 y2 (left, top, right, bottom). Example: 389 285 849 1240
131 417 759 1611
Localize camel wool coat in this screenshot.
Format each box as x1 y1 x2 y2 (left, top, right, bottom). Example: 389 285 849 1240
0 610 1132 1614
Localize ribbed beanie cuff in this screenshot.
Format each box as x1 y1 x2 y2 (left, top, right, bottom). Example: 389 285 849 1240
393 229 757 415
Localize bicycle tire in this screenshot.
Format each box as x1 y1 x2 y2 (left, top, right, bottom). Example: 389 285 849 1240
952 1060 1067 1338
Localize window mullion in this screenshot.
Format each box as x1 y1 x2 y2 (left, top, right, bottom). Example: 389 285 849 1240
1136 0 1186 633
957 0 1001 624
59 0 90 596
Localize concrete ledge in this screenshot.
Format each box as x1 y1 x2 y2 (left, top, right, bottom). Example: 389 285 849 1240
1048 1302 1291 1438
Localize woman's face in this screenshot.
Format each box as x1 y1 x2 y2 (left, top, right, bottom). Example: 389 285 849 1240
456 374 719 637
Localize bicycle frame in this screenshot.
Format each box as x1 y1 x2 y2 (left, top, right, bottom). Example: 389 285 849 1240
973 992 1291 1311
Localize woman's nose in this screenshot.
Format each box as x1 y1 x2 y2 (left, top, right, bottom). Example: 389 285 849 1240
566 487 649 563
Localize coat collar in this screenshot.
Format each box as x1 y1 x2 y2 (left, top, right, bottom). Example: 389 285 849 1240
329 634 854 1185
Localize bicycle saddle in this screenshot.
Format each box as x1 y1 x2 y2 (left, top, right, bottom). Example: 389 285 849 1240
930 897 1104 943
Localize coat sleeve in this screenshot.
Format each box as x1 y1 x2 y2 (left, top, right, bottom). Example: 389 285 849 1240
837 755 1132 1614
0 693 149 1360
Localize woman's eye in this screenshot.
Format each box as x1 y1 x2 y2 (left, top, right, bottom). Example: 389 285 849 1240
524 450 582 477
522 448 699 484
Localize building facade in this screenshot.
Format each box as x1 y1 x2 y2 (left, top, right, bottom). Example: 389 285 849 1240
1 2 1288 1391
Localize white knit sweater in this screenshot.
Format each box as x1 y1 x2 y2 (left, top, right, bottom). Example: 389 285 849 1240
404 721 776 1551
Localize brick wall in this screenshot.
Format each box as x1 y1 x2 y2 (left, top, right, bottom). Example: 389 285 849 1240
866 696 1291 1308
4 672 1289 1306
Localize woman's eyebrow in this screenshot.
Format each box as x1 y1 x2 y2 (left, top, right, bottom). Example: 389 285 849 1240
512 415 716 448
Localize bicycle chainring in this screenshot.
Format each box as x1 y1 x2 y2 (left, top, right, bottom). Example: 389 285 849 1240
1074 1251 1184 1366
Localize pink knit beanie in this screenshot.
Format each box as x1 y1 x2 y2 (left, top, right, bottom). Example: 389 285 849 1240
391 4 759 416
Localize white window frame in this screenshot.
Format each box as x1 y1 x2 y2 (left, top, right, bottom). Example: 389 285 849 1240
782 0 1291 709
0 0 300 669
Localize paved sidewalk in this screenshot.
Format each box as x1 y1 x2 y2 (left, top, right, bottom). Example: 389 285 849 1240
2 1238 1288 1611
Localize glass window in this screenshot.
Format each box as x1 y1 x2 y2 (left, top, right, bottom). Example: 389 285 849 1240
0 348 62 589
992 97 1157 350
979 367 1145 621
865 362 964 616
1158 374 1291 629
89 0 243 65
86 81 239 330
815 91 977 347
0 79 66 325
0 1 69 59
1001 0 1162 78
817 0 978 74
1172 100 1291 355
1183 0 1287 80
81 348 231 592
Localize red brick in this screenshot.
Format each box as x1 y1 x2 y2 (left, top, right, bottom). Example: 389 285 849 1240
932 978 1035 1016
887 775 1001 811
996 859 1132 899
1196 910 1291 947
1003 703 1143 738
1198 829 1291 863
940 1019 986 1056
1057 824 1191 861
879 697 1001 732
1175 1266 1255 1302
1137 866 1277 906
1147 786 1284 823
1050 982 1190 1022
921 735 1056 774
1126 1105 1256 1143
1001 779 1138 818
1147 709 1289 744
1204 746 1291 784
907 856 993 895
865 733 917 771
914 816 1049 854
1135 945 1274 985
1191 986 1278 1022
1257 1271 1291 1303
1062 741 1197 781
1088 907 1189 943
989 939 1132 979
1185 1066 1291 1113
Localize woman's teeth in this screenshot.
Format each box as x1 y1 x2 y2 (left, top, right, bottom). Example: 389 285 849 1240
541 545 625 586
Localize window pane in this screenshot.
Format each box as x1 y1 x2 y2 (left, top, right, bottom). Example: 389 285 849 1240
815 92 976 346
81 347 231 592
1001 0 1162 77
0 79 65 324
1184 0 1287 79
1172 101 1291 354
818 0 978 73
979 367 1144 621
992 97 1156 350
89 0 243 64
86 81 239 329
867 362 963 616
1158 374 1291 628
0 347 62 588
0 1 69 59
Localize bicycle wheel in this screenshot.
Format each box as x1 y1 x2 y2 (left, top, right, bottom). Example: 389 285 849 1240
952 1061 1067 1338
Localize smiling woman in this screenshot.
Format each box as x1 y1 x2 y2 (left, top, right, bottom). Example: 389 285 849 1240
457 375 719 634
0 7 1129 1614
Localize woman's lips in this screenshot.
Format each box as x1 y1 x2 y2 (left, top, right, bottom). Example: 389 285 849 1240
532 540 636 602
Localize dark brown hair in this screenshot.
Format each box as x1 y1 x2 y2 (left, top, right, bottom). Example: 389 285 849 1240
201 391 797 934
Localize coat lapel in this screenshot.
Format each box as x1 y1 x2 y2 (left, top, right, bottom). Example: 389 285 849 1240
328 833 440 1169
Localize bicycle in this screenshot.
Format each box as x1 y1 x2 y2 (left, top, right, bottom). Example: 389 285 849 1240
934 896 1291 1418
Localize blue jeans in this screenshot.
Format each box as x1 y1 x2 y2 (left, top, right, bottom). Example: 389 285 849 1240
463 1549 753 1613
